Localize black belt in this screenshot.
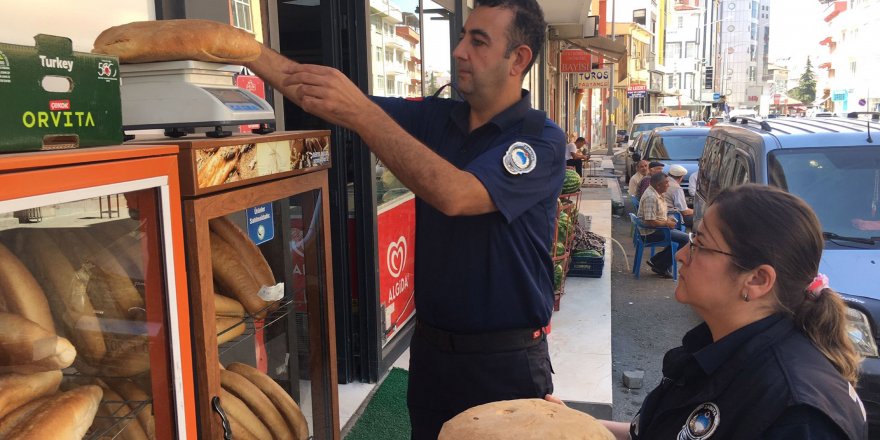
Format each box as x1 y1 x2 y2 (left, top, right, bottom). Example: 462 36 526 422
415 321 545 354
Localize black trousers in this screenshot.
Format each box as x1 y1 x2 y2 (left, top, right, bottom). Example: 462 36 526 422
407 328 554 439
566 159 583 177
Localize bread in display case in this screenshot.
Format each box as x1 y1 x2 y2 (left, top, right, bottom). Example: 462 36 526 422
0 145 194 439
130 131 339 439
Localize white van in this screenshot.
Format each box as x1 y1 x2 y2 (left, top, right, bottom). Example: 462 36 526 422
626 113 677 146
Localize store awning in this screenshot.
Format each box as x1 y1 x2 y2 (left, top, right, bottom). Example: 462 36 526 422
565 36 627 62
661 95 708 108
548 24 626 62
824 1 846 22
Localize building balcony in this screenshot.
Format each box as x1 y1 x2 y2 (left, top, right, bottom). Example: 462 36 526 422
824 1 846 22
395 25 420 44
370 0 403 22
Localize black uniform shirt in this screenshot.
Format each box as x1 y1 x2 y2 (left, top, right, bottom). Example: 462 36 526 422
633 314 865 439
371 92 566 333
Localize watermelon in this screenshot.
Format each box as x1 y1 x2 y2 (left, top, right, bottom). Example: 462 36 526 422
561 169 581 194
554 263 564 290
557 211 571 241
573 249 603 259
553 242 566 257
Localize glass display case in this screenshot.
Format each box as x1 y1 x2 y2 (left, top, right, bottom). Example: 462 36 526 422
135 131 339 440
0 145 194 439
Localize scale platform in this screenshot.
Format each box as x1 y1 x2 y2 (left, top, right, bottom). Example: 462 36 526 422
120 60 275 136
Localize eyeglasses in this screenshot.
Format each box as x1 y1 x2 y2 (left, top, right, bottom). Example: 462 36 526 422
686 232 747 269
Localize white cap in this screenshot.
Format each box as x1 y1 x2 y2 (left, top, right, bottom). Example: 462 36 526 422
668 164 687 177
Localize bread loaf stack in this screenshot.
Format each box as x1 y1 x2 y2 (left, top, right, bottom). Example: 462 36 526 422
221 363 309 440
0 373 103 440
210 217 281 320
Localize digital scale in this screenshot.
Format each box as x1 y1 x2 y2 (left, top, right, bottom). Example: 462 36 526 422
119 60 276 138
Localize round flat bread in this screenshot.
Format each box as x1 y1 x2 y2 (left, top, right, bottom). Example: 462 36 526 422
439 399 615 440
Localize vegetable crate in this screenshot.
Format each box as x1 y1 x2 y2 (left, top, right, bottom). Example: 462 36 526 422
568 253 605 278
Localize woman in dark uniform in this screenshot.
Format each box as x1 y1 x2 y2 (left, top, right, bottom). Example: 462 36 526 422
556 184 867 439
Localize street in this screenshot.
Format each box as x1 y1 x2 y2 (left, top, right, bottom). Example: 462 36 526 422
607 157 702 422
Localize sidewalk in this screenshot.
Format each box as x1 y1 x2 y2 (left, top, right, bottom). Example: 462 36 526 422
337 152 624 432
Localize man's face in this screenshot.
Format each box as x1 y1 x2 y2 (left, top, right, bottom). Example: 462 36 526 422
575 140 586 148
637 161 649 175
648 165 664 175
452 6 518 100
655 178 670 194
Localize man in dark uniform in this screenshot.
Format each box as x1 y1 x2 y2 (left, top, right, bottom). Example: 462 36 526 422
245 1 565 438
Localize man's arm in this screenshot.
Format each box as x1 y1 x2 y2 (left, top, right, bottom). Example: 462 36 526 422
245 46 496 216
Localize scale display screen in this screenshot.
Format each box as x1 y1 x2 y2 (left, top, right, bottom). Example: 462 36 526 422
204 87 267 112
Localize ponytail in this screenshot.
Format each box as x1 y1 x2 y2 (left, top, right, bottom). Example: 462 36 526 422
792 287 861 385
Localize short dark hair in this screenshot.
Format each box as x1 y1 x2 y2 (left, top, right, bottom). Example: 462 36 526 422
649 172 667 186
475 0 546 73
575 137 586 143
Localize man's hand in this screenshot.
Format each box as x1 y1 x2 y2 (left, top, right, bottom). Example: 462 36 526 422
280 63 381 132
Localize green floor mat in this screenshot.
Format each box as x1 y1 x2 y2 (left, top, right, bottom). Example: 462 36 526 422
344 367 410 440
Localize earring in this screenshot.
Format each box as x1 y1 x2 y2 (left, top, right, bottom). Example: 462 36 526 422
742 291 750 302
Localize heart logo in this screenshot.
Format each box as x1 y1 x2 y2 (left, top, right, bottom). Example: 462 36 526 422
386 236 407 278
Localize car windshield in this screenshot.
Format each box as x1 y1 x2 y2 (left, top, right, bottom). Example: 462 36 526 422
644 135 707 160
769 147 880 240
631 122 674 138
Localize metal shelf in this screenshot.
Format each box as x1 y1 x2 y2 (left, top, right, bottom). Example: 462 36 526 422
217 296 298 355
85 398 150 440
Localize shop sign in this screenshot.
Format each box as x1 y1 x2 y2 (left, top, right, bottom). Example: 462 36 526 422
560 50 590 73
574 68 611 89
832 89 848 101
378 197 417 345
246 203 275 245
627 84 647 98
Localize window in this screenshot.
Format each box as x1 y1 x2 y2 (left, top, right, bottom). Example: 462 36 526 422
376 47 382 62
851 61 857 75
748 66 756 81
231 0 253 32
376 74 385 95
684 72 695 89
666 42 682 59
668 73 681 89
678 16 684 28
685 42 697 58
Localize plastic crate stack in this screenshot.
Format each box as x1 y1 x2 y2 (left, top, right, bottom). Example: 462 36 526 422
551 168 583 311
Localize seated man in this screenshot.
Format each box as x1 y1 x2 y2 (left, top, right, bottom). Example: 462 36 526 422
637 172 689 277
636 161 666 198
566 136 589 176
628 160 649 197
664 165 694 228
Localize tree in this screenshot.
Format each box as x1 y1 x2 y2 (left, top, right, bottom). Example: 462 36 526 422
789 57 817 104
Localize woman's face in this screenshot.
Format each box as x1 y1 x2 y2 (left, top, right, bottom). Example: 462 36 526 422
674 207 745 316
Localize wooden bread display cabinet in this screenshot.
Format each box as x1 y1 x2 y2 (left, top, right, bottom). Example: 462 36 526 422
0 145 196 439
130 131 339 440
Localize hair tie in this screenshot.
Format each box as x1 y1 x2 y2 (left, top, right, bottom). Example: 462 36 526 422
806 273 829 300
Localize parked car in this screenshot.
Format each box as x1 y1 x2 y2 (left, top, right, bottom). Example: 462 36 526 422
624 131 651 181
623 113 680 181
640 126 710 206
694 115 880 431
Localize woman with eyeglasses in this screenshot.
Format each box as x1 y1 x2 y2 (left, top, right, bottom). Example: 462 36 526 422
549 184 867 439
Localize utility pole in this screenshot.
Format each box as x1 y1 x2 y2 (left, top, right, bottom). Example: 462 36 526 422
606 0 617 156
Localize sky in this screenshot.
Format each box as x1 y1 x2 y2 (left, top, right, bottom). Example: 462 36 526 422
395 0 453 73
767 0 827 75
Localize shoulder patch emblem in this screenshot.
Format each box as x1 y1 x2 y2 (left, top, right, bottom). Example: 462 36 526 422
502 142 537 175
678 402 720 440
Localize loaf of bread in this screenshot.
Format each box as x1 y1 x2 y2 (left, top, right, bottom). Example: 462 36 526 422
99 335 150 377
220 389 272 440
0 241 55 333
211 231 270 318
216 317 246 345
92 19 262 64
93 383 149 440
215 293 246 318
209 217 275 287
439 399 615 440
227 362 309 440
23 229 106 366
6 385 102 440
0 395 53 438
107 379 155 439
0 371 63 421
220 369 292 440
0 313 75 374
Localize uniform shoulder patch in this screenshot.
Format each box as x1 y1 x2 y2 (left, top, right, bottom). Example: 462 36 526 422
502 141 537 175
678 402 720 439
